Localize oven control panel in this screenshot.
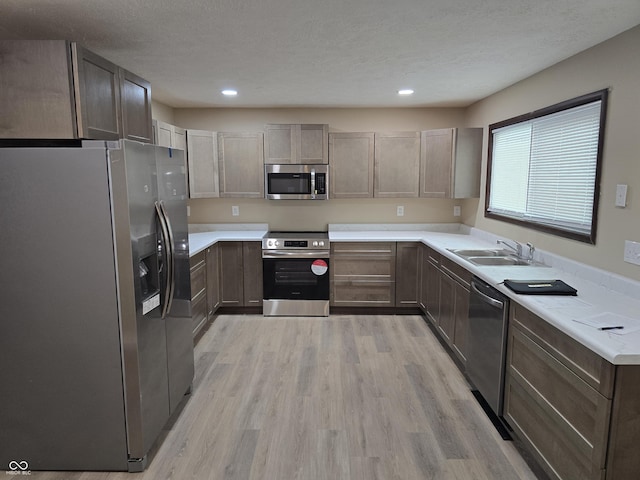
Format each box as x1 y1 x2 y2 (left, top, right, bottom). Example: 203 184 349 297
285 240 307 248
262 232 329 250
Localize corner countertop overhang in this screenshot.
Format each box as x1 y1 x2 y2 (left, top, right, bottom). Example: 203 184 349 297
188 223 268 256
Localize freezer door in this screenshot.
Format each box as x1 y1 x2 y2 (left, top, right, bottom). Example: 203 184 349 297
155 145 194 413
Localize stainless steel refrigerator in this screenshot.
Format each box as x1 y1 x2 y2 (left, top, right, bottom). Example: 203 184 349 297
0 139 194 472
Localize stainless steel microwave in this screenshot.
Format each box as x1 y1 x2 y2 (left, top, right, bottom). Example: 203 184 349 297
265 164 328 200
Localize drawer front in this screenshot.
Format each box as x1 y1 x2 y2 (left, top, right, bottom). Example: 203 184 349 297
331 242 395 256
504 375 605 480
511 303 614 397
190 261 206 301
190 250 205 269
191 294 207 334
331 280 395 307
332 256 395 278
508 325 611 471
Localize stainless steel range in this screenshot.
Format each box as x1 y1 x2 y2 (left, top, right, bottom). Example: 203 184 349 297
262 231 330 316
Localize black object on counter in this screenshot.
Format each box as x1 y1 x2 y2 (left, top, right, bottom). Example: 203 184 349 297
503 279 577 295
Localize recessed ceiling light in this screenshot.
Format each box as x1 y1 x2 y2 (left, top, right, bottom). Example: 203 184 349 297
398 89 414 96
222 89 238 96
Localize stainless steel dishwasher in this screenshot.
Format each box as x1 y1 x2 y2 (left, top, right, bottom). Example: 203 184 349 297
466 276 510 429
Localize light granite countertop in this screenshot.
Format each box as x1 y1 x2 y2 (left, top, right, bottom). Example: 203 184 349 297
188 223 267 256
329 223 640 365
187 222 640 365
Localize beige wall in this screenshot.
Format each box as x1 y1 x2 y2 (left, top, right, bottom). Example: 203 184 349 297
188 197 460 231
153 25 640 281
151 100 175 124
176 107 469 231
173 107 467 132
466 25 640 281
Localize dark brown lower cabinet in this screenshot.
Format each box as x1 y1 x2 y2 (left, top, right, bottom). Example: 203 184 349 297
418 246 469 365
242 242 263 307
189 251 208 336
190 245 222 339
504 303 640 480
419 245 441 325
205 244 220 316
439 257 470 364
330 242 396 307
219 242 244 306
438 271 455 343
219 241 262 307
395 242 420 307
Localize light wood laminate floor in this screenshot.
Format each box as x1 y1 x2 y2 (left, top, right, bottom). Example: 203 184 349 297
31 315 539 480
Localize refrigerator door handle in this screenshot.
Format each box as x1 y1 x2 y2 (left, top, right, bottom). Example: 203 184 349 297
155 201 173 318
158 201 176 316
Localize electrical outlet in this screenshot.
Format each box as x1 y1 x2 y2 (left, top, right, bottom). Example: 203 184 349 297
232 205 240 216
453 205 461 217
616 184 628 207
624 240 640 266
397 206 404 217
186 205 191 217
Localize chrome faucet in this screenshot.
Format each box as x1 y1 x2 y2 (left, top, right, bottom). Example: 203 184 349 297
526 242 535 262
497 239 535 262
497 239 523 258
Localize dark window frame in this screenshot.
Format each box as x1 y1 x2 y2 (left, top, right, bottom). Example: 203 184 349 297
485 89 608 244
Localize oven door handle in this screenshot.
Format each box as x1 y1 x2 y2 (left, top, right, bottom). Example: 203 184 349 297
262 250 330 259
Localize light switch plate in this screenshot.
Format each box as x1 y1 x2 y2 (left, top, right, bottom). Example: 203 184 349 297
624 240 640 266
616 184 628 207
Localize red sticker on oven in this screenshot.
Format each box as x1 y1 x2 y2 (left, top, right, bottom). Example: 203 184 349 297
311 259 328 276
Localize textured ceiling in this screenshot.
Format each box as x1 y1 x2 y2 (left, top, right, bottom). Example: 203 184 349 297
1 0 639 108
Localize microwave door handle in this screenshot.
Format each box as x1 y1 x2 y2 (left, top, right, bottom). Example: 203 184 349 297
310 169 316 199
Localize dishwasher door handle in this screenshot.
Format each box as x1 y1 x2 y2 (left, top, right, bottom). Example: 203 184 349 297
471 281 504 309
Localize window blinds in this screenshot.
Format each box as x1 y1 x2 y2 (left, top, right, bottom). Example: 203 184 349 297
488 100 602 236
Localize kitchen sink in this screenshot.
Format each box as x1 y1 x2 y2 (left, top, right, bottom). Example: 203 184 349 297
448 248 514 257
447 248 548 267
467 256 534 266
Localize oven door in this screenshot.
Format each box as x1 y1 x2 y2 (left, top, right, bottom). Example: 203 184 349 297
262 250 330 316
